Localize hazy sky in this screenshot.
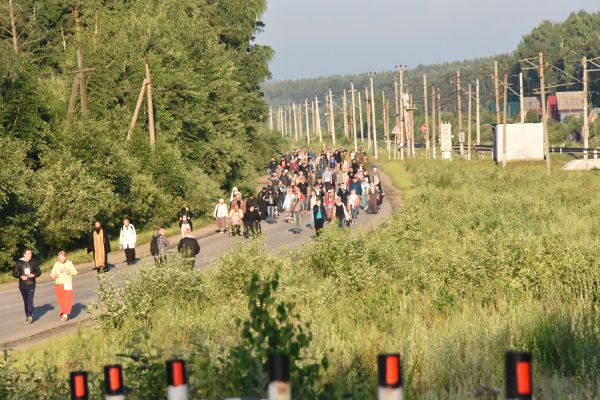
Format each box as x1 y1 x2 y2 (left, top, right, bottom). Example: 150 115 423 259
257 0 600 82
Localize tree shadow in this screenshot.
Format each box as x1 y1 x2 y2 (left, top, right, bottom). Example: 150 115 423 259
33 303 54 322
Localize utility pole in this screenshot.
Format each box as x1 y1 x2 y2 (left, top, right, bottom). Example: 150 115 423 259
494 60 501 125
74 7 89 118
358 91 364 144
394 81 400 160
456 70 464 157
351 82 358 152
409 94 416 157
325 94 332 134
383 91 390 159
583 56 589 159
423 74 430 159
269 107 274 130
437 89 442 149
476 79 481 146
297 102 303 139
502 73 508 167
292 102 298 141
343 90 349 138
468 82 472 161
315 96 323 143
329 88 336 146
369 74 378 159
305 98 310 146
519 72 525 123
145 61 156 148
9 0 19 53
539 52 551 174
365 87 372 150
126 78 149 140
398 66 407 159
432 85 437 159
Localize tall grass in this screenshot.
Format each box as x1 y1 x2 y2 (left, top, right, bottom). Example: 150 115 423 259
6 159 600 399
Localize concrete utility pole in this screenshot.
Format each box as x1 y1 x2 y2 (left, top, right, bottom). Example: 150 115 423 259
292 102 298 141
583 56 590 159
456 71 464 157
423 74 430 159
476 79 481 146
358 91 364 144
398 67 407 159
437 89 442 149
409 94 416 157
432 85 437 159
365 87 372 150
329 88 336 146
383 91 390 159
343 90 349 138
468 82 472 161
269 107 274 130
502 73 508 167
305 98 310 145
9 0 19 53
315 95 323 143
494 60 501 125
539 52 551 174
145 61 156 148
297 102 303 138
369 74 378 159
351 82 358 152
325 94 331 134
519 72 525 123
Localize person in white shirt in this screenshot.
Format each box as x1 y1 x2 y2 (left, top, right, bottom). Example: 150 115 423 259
213 198 229 233
119 218 137 265
50 251 78 321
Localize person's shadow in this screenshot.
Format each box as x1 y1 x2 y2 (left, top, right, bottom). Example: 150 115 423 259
69 303 86 319
33 304 54 322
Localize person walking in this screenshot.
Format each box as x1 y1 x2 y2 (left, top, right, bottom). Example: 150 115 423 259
291 189 304 234
12 249 41 324
119 218 137 265
312 197 328 237
213 199 229 233
150 226 169 265
367 185 380 214
229 204 244 237
87 221 111 273
178 206 194 237
177 228 200 269
348 189 360 223
50 251 78 321
265 188 277 224
332 196 350 228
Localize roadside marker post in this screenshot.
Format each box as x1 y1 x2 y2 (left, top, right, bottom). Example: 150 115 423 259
268 353 291 400
70 371 90 400
104 365 125 400
377 354 403 400
505 352 533 400
167 359 189 400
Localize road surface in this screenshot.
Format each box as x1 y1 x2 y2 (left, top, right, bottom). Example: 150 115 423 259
0 176 395 348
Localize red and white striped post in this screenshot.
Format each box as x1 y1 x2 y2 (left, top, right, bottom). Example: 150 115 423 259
104 365 125 400
70 371 89 400
268 353 291 400
505 352 532 400
377 354 403 400
167 359 188 400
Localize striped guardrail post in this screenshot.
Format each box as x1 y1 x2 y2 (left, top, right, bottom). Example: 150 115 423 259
377 354 403 400
70 371 90 400
505 352 532 400
167 359 189 400
268 353 291 400
104 364 126 400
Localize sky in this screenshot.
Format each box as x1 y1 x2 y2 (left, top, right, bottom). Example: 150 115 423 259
256 0 600 82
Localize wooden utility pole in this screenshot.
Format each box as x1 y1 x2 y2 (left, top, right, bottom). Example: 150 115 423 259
468 82 472 160
583 56 589 159
398 67 407 159
369 75 378 159
343 90 349 138
305 98 310 145
423 74 430 158
519 72 525 123
494 60 501 125
127 78 149 140
365 87 372 150
269 107 274 130
297 102 303 138
315 96 323 143
382 91 389 159
292 102 298 141
350 82 358 152
145 61 156 148
325 94 331 134
539 52 551 174
74 8 89 118
358 91 364 144
329 88 336 146
476 79 481 146
502 73 508 167
9 0 19 53
456 71 464 157
432 85 437 159
409 94 416 157
437 89 442 146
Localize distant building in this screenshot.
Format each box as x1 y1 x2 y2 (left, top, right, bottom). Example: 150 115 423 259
556 91 585 121
547 95 559 121
523 97 541 116
489 101 521 117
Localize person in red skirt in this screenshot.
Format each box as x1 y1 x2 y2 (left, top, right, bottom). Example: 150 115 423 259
50 251 78 321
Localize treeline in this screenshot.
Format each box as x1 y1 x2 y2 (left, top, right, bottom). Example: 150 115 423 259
0 0 281 270
264 11 600 110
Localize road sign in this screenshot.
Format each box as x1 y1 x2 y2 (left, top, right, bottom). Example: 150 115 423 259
392 126 401 135
420 124 429 134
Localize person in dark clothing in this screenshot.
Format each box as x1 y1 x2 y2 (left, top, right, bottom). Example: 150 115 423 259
178 206 194 237
312 197 328 237
177 229 200 268
243 205 262 237
12 249 41 323
337 183 349 205
87 221 111 272
268 157 278 174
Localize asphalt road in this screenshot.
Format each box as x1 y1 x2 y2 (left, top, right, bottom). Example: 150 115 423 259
0 182 393 348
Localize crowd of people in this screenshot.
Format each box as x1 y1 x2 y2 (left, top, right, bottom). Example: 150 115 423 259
11 147 384 324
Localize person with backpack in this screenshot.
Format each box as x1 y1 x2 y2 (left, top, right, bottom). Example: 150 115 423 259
12 249 41 324
150 226 169 265
178 206 193 237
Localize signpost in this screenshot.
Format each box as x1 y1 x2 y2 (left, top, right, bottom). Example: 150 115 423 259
440 122 453 160
392 126 402 152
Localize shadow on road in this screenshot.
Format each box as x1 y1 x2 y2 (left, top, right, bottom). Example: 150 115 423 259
33 303 55 322
70 303 87 319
